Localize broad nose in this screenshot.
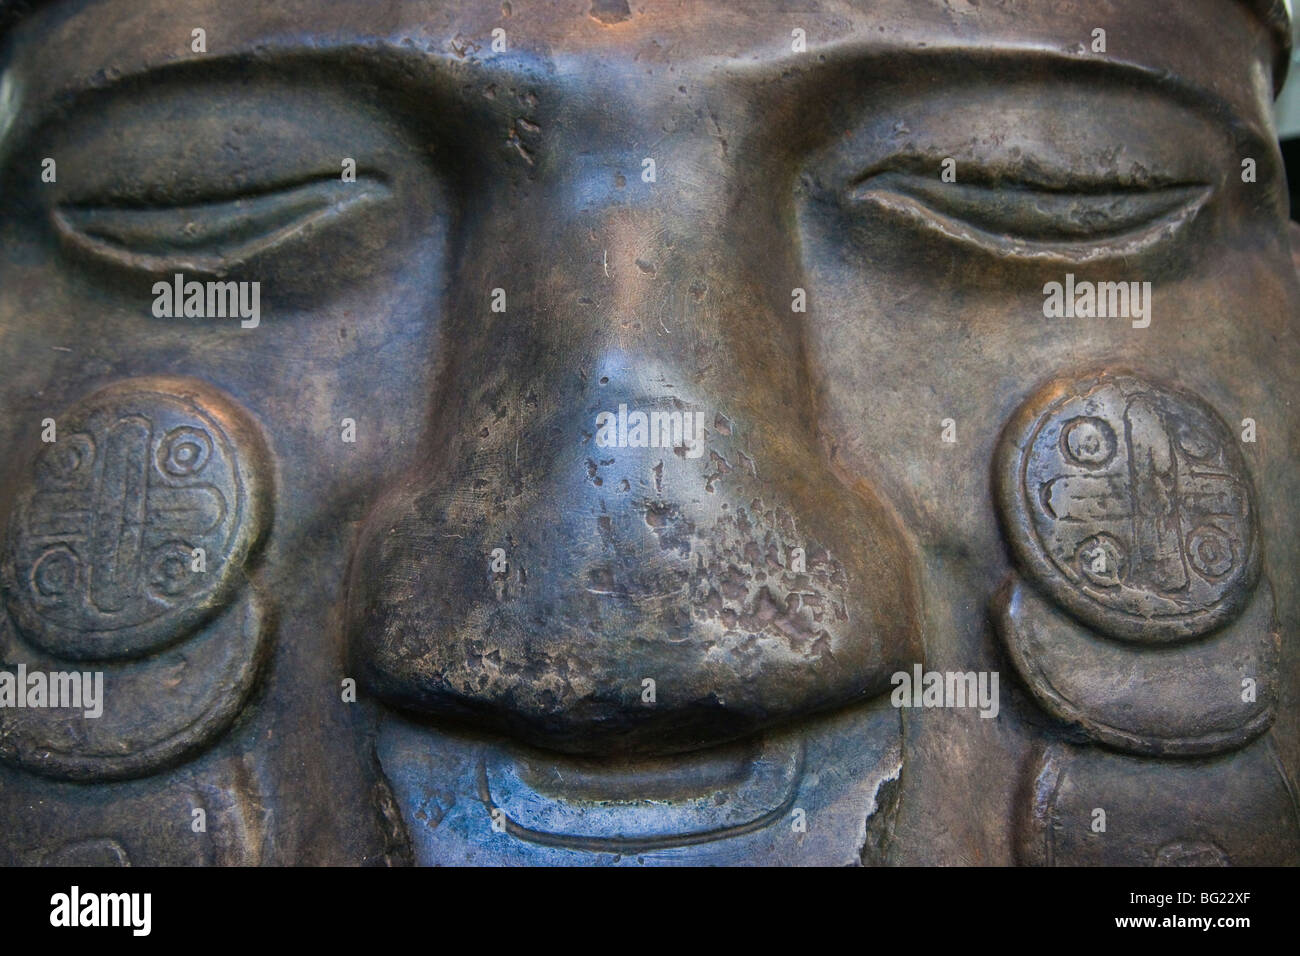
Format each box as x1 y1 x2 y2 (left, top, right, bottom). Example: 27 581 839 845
345 135 922 756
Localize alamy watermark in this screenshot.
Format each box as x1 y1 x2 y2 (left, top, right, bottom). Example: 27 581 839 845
0 664 103 718
594 403 707 459
50 886 150 936
890 665 999 718
1043 273 1151 329
152 272 260 328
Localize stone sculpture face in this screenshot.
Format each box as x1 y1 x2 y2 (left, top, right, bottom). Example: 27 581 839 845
0 0 1295 865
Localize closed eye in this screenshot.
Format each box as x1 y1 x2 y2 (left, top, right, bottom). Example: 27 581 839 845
849 165 1211 262
53 174 390 274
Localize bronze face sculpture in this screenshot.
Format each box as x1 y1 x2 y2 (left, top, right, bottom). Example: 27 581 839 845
0 0 1295 866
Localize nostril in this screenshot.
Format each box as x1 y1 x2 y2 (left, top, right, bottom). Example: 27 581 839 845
346 385 921 757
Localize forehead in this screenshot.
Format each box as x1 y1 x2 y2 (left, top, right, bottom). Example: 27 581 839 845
0 0 1281 134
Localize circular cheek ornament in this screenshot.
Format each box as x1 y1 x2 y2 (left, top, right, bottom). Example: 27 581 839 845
992 369 1277 759
2 376 271 661
995 369 1259 644
0 376 273 782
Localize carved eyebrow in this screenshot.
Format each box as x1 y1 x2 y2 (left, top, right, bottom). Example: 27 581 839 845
0 35 1274 169
766 43 1274 151
0 43 454 154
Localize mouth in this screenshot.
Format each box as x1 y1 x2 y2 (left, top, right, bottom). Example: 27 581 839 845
477 733 805 853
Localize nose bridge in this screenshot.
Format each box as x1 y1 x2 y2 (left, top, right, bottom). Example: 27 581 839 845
438 74 813 432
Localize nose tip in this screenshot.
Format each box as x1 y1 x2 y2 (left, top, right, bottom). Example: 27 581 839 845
346 370 920 757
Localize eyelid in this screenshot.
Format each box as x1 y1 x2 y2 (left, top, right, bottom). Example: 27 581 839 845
52 174 390 274
847 161 1212 262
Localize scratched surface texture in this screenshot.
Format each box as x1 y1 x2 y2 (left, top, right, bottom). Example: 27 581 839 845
0 0 1295 865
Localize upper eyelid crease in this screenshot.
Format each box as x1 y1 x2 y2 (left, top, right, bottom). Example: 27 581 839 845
846 166 1212 261
849 155 1209 193
56 169 390 211
50 174 390 273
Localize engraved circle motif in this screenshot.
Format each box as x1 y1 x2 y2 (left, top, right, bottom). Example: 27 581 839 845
1076 533 1125 588
998 372 1258 642
159 426 212 477
1062 417 1116 467
2 378 268 660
